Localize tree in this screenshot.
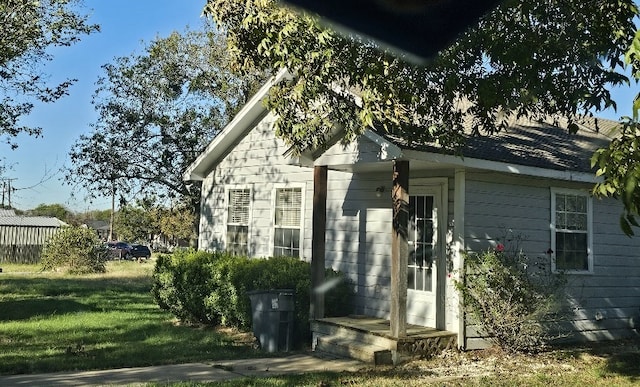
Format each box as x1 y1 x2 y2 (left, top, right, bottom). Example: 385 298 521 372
204 0 638 155
157 203 196 246
41 226 108 274
65 25 265 221
114 199 161 243
27 203 73 223
591 28 640 235
0 0 98 148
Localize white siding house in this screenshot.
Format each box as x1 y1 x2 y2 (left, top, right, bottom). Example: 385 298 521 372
185 72 640 351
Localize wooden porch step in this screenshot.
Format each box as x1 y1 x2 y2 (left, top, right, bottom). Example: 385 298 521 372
311 319 397 349
315 336 393 365
312 317 458 365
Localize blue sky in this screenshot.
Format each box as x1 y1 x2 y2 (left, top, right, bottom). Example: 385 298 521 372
3 0 207 212
2 1 638 212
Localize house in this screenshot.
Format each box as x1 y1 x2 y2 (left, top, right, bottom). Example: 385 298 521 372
185 72 640 363
0 209 67 264
83 220 110 241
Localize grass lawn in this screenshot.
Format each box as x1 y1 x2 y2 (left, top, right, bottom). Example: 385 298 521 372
2 261 640 386
155 343 640 386
0 261 263 375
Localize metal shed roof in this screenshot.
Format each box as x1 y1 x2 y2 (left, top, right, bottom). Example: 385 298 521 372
0 216 67 227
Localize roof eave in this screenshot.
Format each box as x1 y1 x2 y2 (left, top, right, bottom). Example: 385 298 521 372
402 149 600 183
183 69 292 181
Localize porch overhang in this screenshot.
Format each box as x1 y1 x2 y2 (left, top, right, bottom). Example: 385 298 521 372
312 129 600 184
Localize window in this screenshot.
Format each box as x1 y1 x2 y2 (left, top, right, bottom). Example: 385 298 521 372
273 187 302 257
227 188 251 255
408 195 436 292
551 189 592 272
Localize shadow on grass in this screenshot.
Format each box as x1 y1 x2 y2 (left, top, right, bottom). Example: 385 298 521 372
604 351 640 381
0 272 271 376
0 320 263 375
0 299 96 321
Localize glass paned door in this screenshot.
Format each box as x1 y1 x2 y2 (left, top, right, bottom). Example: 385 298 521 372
406 192 439 328
408 195 435 292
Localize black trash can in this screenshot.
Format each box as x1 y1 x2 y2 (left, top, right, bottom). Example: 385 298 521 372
247 289 295 352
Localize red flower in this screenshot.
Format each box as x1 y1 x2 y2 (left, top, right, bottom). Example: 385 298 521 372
495 243 505 252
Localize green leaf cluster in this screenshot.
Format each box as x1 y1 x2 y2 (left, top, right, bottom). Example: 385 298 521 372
205 0 638 155
456 239 566 353
592 118 640 236
65 24 266 216
151 250 354 348
0 0 99 148
41 226 109 274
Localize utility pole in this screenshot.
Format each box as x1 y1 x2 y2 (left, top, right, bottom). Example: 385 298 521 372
109 179 115 241
0 178 17 208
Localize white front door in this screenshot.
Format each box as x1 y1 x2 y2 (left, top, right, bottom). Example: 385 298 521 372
406 185 443 328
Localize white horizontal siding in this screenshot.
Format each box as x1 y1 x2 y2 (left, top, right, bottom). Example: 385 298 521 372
463 174 640 347
199 114 314 259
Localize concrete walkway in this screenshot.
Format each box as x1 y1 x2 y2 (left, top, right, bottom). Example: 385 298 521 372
0 354 365 386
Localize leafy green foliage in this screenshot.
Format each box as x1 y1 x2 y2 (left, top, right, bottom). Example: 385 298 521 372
456 240 566 353
591 22 640 236
0 0 98 148
41 226 109 274
114 199 195 245
151 250 355 348
592 118 640 236
151 249 220 323
156 203 197 245
26 203 73 224
65 25 266 215
114 199 161 243
205 0 638 155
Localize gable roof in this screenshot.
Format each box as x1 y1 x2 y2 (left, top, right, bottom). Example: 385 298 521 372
384 116 618 174
184 69 291 181
186 73 620 183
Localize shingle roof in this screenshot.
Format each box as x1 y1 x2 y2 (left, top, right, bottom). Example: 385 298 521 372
0 216 67 227
384 116 619 173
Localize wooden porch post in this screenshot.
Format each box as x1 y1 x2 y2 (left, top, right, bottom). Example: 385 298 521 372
311 165 328 320
390 160 409 338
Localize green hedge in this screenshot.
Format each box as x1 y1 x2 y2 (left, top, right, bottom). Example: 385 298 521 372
151 250 354 348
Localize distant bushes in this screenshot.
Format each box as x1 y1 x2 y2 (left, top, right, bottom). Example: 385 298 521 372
41 226 109 274
151 250 354 347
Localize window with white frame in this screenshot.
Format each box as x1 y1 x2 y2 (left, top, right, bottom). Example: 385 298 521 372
273 187 302 257
226 188 251 256
551 189 592 272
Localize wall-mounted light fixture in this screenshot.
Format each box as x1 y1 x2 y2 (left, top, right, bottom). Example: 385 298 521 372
375 185 385 197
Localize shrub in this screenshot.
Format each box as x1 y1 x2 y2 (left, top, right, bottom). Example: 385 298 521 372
41 226 109 274
209 256 354 347
151 249 219 324
151 250 355 348
456 239 566 353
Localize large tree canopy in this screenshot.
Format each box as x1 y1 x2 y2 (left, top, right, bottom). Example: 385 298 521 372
205 0 638 154
0 0 98 148
592 28 640 235
65 26 266 212
205 0 640 235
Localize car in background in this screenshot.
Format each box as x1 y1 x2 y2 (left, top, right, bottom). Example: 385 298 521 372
107 241 132 260
130 244 152 260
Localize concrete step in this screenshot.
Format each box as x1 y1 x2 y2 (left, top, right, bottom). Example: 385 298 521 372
310 320 397 350
315 336 393 366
